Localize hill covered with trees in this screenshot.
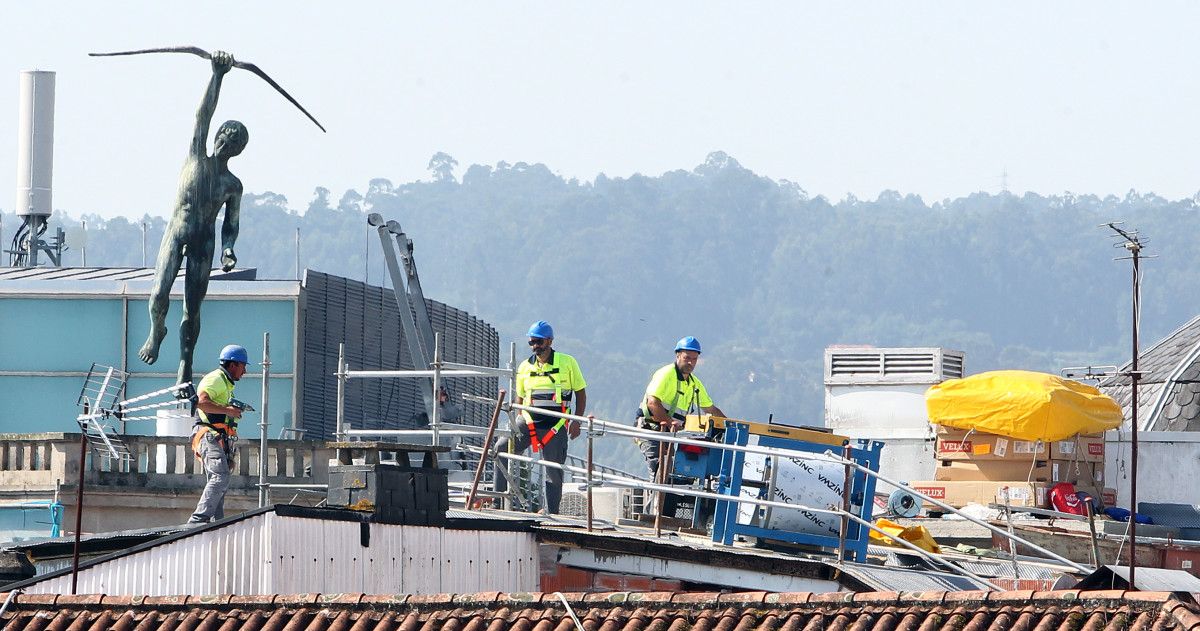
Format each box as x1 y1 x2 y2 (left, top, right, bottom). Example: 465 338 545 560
7 152 1198 469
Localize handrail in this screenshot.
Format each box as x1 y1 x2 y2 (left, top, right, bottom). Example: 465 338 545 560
505 402 1091 573
508 403 848 464
343 369 496 379
824 449 1090 572
474 445 1000 589
334 363 1084 580
439 361 515 378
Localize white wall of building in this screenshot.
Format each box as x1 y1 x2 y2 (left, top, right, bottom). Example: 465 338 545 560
1106 431 1200 506
23 512 539 595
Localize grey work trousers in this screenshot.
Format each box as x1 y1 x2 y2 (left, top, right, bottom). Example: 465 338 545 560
494 422 569 514
189 432 232 523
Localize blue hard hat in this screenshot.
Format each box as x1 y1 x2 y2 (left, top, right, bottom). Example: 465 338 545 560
527 320 554 339
675 336 702 353
218 344 250 364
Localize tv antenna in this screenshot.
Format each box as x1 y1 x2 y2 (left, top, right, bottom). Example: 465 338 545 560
1103 221 1154 589
69 364 191 594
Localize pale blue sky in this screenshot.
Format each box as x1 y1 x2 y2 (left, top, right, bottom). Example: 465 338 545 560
3 2 1199 218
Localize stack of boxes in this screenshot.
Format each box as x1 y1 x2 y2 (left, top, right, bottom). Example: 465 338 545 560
910 427 1108 509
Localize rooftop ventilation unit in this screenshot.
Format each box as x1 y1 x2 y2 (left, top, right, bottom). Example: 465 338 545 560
824 346 965 483
826 347 964 383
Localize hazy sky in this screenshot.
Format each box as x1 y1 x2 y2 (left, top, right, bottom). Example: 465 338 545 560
3 3 1200 219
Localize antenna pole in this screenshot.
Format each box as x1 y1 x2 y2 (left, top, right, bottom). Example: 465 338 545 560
1106 222 1143 588
1128 236 1141 587
258 332 271 507
70 412 87 595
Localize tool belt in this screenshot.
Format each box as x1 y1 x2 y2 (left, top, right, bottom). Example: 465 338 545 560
191 423 235 459
635 409 685 432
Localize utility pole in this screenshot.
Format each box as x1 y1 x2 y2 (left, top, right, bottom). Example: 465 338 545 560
1106 222 1146 588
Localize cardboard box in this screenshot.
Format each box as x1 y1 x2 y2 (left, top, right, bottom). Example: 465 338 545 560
1050 434 1105 463
1050 459 1104 486
910 480 1049 508
934 459 1053 482
935 427 1105 463
935 428 1047 461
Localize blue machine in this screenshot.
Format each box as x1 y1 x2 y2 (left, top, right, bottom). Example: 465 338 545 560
709 421 884 563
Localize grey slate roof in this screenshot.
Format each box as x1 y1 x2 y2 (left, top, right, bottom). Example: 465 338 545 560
1100 314 1200 432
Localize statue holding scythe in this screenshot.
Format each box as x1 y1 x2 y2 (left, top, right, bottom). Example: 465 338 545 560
91 46 324 387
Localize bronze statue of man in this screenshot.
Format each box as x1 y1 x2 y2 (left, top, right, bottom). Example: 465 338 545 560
138 50 245 387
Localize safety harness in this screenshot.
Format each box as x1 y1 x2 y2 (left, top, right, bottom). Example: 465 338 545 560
191 369 238 458
523 353 571 452
637 366 700 432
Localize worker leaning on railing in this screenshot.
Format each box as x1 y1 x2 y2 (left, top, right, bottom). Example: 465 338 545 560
636 336 726 480
493 320 587 514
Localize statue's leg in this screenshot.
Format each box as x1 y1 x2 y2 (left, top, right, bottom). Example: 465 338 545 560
139 239 184 364
177 249 214 387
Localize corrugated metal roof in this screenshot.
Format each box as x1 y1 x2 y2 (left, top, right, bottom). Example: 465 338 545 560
9 506 539 596
2 591 1197 631
832 561 991 591
1076 565 1200 592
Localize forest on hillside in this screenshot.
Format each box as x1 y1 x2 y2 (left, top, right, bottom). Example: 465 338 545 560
5 152 1198 470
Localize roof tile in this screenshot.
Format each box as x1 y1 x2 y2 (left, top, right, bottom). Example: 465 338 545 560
3 591 1199 631
144 595 188 607
666 593 718 605
274 594 321 606
850 591 900 605
405 594 455 606
940 590 990 605
54 595 102 606
806 592 854 605
714 592 767 605
318 594 365 605
1030 589 1080 602
582 593 629 604
896 591 946 605
982 589 1034 604
453 593 503 606
763 593 813 605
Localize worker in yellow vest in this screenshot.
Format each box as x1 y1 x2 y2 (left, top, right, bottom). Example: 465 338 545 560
494 320 587 514
637 336 725 482
187 344 249 524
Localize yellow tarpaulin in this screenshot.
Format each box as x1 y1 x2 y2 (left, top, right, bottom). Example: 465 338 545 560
869 518 941 553
925 370 1122 442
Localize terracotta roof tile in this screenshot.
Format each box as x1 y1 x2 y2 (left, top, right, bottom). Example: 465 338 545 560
806 592 853 605
2 591 1199 631
714 592 767 605
850 592 900 605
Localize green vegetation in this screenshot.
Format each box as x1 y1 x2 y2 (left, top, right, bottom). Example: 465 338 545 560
7 152 1196 471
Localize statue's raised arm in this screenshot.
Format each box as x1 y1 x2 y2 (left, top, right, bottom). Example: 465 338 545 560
192 51 234 158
